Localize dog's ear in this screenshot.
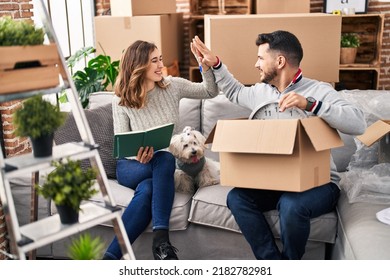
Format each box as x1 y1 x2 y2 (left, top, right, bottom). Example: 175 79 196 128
169 134 182 156
191 130 206 146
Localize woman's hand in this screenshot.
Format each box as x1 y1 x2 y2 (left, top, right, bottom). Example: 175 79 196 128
136 146 154 164
191 37 210 72
191 36 219 69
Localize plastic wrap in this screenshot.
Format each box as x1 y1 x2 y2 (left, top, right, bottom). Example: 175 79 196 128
342 162 390 204
338 90 390 204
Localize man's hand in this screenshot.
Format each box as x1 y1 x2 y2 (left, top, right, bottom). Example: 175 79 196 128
279 92 307 112
191 36 219 68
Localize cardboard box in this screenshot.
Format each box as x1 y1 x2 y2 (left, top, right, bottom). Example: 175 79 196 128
211 118 344 192
110 0 176 16
94 14 183 66
256 0 310 14
204 13 341 84
357 120 390 163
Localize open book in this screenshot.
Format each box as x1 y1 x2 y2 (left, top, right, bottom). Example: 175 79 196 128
113 123 174 158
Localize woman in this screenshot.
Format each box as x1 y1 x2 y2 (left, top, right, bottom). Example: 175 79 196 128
102 40 219 260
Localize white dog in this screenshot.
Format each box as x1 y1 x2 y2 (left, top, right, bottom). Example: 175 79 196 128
169 126 220 194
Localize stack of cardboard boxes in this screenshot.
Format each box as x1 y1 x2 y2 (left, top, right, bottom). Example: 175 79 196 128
94 0 183 70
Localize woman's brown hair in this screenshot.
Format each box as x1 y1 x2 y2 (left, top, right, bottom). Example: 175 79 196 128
114 40 167 108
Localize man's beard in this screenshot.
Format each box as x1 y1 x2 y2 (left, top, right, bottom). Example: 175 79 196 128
260 68 277 84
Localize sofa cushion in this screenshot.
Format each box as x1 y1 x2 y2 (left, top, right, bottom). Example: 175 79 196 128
178 98 202 132
202 94 252 161
332 190 390 259
189 184 338 243
54 103 117 179
88 91 114 109
202 94 252 137
88 179 193 231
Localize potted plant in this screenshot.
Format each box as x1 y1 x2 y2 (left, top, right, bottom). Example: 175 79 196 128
62 45 119 108
13 94 67 157
67 233 105 260
35 158 98 224
0 16 60 94
340 33 360 64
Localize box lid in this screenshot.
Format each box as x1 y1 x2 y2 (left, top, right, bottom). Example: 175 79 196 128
300 117 344 151
211 119 298 155
356 120 390 146
211 118 343 154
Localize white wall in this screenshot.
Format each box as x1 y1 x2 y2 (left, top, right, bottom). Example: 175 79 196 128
32 0 95 72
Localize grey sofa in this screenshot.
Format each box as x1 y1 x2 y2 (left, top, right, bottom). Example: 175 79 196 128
9 90 390 260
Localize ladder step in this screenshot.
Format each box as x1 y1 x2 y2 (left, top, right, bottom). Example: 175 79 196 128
3 142 98 177
18 203 121 253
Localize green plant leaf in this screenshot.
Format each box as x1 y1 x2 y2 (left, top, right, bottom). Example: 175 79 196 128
66 46 119 108
58 90 68 103
66 46 96 69
13 94 66 139
341 33 360 48
68 233 105 260
0 16 44 46
88 54 119 89
73 68 105 108
35 158 98 212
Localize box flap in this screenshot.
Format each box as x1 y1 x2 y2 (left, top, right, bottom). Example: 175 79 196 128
300 117 344 151
356 120 390 147
211 119 298 154
205 117 248 144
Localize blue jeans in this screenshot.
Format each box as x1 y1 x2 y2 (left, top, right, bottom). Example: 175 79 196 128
103 151 176 260
227 182 340 260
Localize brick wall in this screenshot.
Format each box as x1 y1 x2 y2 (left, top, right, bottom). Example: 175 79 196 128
0 0 32 18
370 0 390 89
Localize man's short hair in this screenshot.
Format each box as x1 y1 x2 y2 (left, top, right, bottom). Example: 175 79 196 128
256 30 303 67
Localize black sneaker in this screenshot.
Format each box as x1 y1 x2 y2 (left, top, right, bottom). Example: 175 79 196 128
152 241 179 260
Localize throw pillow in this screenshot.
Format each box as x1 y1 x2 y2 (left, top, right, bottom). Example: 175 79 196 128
54 103 117 179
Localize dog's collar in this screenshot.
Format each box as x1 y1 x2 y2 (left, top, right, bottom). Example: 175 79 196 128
176 157 206 178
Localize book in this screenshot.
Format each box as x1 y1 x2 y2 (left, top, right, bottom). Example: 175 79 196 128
113 123 174 158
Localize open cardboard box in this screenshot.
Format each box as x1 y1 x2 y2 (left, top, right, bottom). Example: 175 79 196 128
357 120 390 163
209 118 344 192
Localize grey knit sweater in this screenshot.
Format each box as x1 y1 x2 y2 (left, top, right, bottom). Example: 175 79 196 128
112 69 219 135
213 63 367 186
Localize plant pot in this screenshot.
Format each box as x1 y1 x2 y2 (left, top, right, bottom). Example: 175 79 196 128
29 133 54 158
0 44 60 94
56 204 79 224
340 47 358 64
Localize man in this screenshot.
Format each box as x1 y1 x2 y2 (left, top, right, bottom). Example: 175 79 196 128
191 30 366 259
